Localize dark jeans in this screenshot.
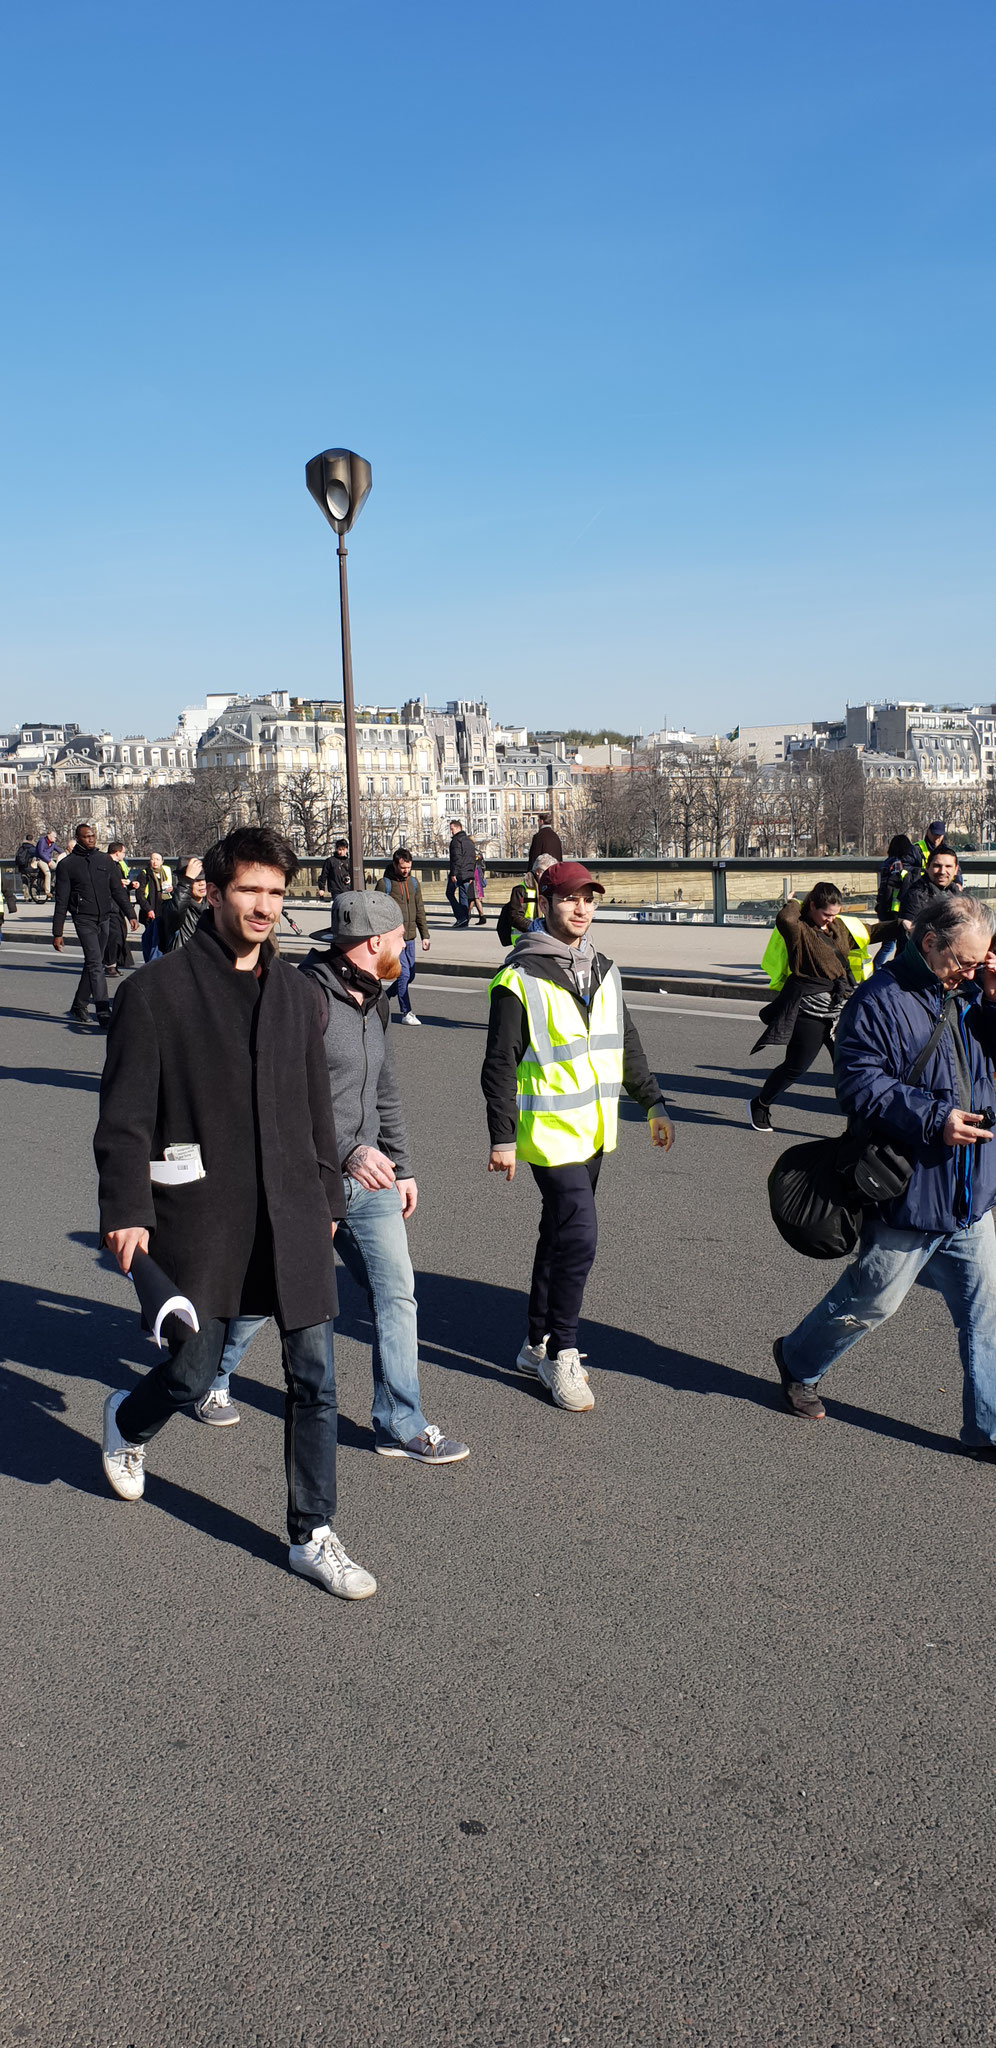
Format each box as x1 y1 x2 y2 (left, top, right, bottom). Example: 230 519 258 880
71 915 111 1015
396 939 416 1014
115 1314 338 1544
757 1011 832 1106
447 875 471 926
104 910 129 970
528 1152 604 1355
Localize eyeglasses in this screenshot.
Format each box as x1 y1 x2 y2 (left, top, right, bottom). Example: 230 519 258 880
937 938 986 977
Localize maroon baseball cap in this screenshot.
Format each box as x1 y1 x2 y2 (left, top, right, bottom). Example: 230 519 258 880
538 861 605 897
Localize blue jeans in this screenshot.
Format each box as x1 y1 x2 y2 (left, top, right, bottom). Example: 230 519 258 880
397 939 416 1015
447 876 471 926
217 1183 427 1448
781 1213 996 1443
874 934 898 971
116 1315 338 1543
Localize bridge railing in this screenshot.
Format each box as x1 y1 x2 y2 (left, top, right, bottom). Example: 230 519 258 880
8 853 996 926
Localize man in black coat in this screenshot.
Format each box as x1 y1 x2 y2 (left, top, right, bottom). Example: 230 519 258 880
526 815 564 868
52 822 137 1029
898 845 962 929
93 825 376 1602
317 839 351 900
447 818 477 927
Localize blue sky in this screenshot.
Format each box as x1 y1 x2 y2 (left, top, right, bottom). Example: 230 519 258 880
1 0 993 739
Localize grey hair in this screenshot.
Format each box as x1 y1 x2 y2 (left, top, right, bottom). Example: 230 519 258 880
912 891 995 953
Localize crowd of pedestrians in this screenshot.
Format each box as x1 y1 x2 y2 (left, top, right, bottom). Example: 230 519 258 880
10 801 996 1604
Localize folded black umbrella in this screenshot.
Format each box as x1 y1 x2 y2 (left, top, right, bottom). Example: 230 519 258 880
129 1247 199 1350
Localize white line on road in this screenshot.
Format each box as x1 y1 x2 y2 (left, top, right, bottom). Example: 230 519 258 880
411 977 758 1021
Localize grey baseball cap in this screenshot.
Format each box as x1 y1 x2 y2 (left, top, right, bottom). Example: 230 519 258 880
312 889 404 944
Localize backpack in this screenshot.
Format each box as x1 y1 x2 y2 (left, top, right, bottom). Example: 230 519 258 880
767 999 955 1259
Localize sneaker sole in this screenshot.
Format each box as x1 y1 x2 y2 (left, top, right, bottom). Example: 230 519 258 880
746 1103 773 1133
289 1560 377 1600
536 1369 595 1413
194 1406 240 1426
374 1443 471 1463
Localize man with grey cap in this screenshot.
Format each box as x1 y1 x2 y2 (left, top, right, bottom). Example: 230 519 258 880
205 891 469 1465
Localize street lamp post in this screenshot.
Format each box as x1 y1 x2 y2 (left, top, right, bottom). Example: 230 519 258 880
306 448 373 889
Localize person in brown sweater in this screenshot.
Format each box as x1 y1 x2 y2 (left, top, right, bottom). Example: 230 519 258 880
748 883 854 1132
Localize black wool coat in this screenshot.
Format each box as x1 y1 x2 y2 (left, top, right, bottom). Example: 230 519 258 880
93 915 346 1326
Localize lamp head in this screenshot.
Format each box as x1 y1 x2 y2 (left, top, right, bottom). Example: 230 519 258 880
306 448 373 535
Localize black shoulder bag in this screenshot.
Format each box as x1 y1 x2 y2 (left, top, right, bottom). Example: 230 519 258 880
767 997 956 1260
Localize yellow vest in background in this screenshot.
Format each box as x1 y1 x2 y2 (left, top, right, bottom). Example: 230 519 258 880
762 913 872 992
489 961 625 1166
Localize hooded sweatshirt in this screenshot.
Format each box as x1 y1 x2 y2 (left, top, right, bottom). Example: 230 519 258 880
481 927 668 1149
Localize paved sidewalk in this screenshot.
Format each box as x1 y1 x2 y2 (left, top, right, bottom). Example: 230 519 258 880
3 895 770 996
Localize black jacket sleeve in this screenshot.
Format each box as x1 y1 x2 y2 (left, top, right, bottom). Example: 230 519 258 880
898 876 931 923
110 865 133 921
621 1001 669 1117
52 856 72 937
93 975 162 1236
481 986 529 1146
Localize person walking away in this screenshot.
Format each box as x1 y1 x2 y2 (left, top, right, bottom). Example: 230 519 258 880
159 857 209 951
470 855 487 925
526 814 563 868
138 851 173 962
748 884 869 1133
772 892 996 1450
200 889 469 1465
496 854 557 948
94 824 376 1599
872 834 917 971
447 819 477 927
14 840 36 900
317 839 351 901
482 861 675 1412
897 845 962 930
52 823 137 1029
34 829 63 899
380 847 430 1023
104 840 134 976
0 866 17 945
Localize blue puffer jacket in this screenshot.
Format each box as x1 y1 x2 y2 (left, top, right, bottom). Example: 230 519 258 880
833 944 996 1232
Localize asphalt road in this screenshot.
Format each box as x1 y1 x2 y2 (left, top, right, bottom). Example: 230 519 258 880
2 942 994 2048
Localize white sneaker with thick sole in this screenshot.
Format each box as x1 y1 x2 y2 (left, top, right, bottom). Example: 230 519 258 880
194 1386 240 1427
102 1391 147 1500
288 1525 377 1601
515 1336 549 1376
400 1012 422 1026
536 1348 595 1413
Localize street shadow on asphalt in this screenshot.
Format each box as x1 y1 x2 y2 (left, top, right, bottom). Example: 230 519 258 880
0 1003 82 1025
402 1270 974 1458
0 1064 101 1091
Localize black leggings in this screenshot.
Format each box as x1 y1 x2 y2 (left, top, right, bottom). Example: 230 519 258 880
758 1012 832 1107
527 1152 604 1356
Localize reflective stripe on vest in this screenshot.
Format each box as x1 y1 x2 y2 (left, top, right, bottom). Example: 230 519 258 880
489 961 625 1165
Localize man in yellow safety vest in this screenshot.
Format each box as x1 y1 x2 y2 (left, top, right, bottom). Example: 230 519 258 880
482 861 675 1412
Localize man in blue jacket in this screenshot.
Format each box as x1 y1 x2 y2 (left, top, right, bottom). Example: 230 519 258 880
774 891 996 1453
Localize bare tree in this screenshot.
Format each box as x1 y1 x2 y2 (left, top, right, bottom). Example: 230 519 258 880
814 749 864 854
0 789 41 852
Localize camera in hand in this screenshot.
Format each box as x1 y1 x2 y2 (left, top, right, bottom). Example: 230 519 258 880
978 1107 996 1130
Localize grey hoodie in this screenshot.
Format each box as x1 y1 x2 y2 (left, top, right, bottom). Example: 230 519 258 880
502 926 596 1001
299 949 413 1178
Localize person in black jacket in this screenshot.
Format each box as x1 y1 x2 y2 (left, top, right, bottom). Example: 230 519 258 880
93 824 376 1601
482 861 675 1411
159 857 209 951
52 823 137 1029
526 815 564 868
447 819 477 926
897 845 961 929
317 839 351 900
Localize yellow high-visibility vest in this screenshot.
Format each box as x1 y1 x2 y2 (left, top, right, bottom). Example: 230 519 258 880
511 880 539 943
489 961 625 1166
761 913 872 993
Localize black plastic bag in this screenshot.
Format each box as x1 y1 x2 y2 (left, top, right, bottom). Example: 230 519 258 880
767 1138 864 1260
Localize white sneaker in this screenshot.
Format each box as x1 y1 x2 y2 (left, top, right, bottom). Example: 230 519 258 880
288 1525 377 1601
515 1336 549 1376
101 1391 147 1500
194 1386 240 1427
537 1348 595 1413
400 1012 422 1026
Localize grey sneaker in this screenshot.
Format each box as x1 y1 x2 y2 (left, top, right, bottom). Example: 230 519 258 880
515 1336 549 1376
102 1391 146 1500
288 1526 377 1600
375 1423 470 1464
194 1386 241 1427
773 1339 826 1420
537 1348 595 1412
